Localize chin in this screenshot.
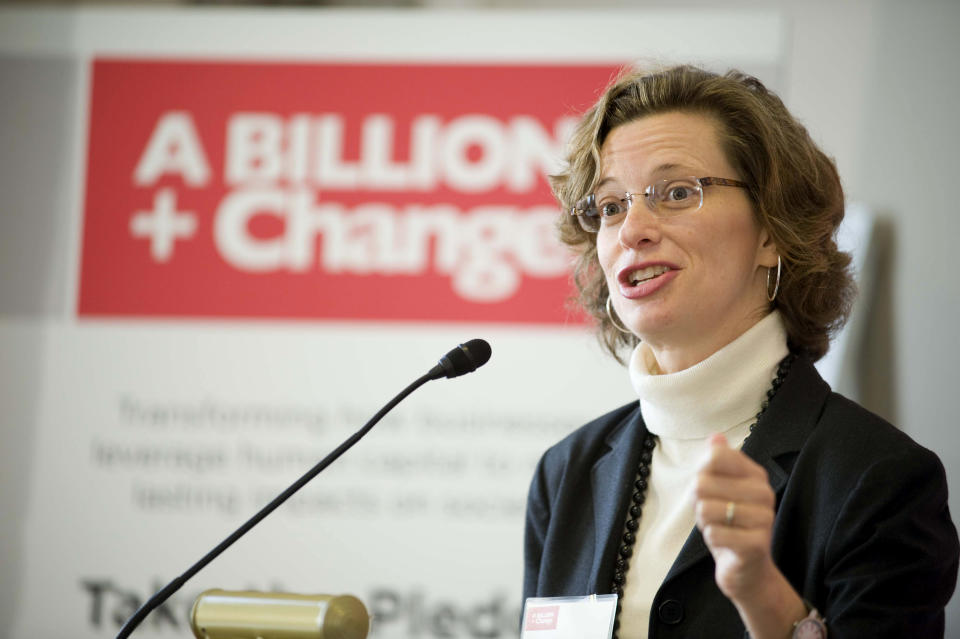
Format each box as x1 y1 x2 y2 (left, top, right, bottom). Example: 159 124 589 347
627 319 675 342
625 310 681 342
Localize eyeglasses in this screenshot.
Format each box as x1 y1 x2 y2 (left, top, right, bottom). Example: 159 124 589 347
569 176 750 232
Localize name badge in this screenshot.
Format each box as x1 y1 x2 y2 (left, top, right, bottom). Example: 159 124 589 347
521 595 618 639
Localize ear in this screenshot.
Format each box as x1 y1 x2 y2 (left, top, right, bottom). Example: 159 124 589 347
756 226 780 269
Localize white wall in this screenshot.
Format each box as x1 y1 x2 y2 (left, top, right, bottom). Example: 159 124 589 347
779 0 960 628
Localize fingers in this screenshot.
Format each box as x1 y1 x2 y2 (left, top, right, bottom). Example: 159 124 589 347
702 434 768 481
694 436 775 536
696 435 773 510
694 473 775 508
695 498 774 531
700 522 770 556
696 435 779 604
695 494 776 593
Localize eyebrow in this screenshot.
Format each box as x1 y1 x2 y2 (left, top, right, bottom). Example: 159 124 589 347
595 176 616 189
650 162 689 176
594 163 693 190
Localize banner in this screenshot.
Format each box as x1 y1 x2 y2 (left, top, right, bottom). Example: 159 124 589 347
79 60 617 322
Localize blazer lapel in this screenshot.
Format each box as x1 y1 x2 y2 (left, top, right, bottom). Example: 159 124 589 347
662 357 832 586
588 405 648 593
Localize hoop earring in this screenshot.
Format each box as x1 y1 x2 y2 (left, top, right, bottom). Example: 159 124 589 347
606 296 632 335
766 255 782 302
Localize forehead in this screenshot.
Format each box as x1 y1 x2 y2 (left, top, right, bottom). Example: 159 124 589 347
598 111 731 181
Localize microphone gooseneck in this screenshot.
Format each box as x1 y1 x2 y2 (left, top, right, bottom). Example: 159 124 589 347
116 339 491 639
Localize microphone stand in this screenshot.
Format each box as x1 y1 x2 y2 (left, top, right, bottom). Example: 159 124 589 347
115 370 435 639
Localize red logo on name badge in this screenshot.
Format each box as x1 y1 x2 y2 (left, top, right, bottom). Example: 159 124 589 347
524 605 560 631
78 59 621 323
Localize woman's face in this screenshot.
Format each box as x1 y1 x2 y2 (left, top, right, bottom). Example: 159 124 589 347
596 111 778 371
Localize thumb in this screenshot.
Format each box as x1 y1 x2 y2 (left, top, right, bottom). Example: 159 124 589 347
709 433 730 448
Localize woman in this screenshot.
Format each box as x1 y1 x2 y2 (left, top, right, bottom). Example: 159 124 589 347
524 65 959 638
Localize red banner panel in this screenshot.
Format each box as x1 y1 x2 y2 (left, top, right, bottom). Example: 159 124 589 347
78 60 621 323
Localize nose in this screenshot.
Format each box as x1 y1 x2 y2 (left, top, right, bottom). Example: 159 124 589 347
617 198 662 249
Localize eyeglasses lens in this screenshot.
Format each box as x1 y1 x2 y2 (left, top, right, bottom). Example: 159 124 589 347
572 178 706 232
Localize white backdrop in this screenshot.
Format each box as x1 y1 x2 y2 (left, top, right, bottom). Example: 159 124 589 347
1 7 786 638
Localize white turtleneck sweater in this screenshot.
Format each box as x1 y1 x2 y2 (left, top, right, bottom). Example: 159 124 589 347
617 311 789 639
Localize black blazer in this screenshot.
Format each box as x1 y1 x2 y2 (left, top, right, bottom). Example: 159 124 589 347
524 357 959 638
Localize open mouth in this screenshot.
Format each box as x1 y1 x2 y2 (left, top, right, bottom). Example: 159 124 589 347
627 265 672 286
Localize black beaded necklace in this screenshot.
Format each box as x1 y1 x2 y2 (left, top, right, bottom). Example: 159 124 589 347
609 353 797 639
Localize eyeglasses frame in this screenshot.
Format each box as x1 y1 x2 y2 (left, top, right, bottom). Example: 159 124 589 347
569 176 750 232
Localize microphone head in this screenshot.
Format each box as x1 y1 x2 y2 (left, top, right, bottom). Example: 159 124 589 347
461 338 492 370
433 339 492 379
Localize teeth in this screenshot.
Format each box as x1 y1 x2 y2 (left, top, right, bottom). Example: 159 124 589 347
628 265 671 285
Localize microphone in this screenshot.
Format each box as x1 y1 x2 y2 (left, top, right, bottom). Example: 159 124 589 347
116 340 492 639
428 339 492 379
190 590 369 639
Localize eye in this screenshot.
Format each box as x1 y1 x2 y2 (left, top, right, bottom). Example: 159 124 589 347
600 201 623 216
657 179 701 209
597 195 629 217
665 185 694 201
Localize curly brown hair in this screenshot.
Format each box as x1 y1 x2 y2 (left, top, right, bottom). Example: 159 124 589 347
551 64 854 362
